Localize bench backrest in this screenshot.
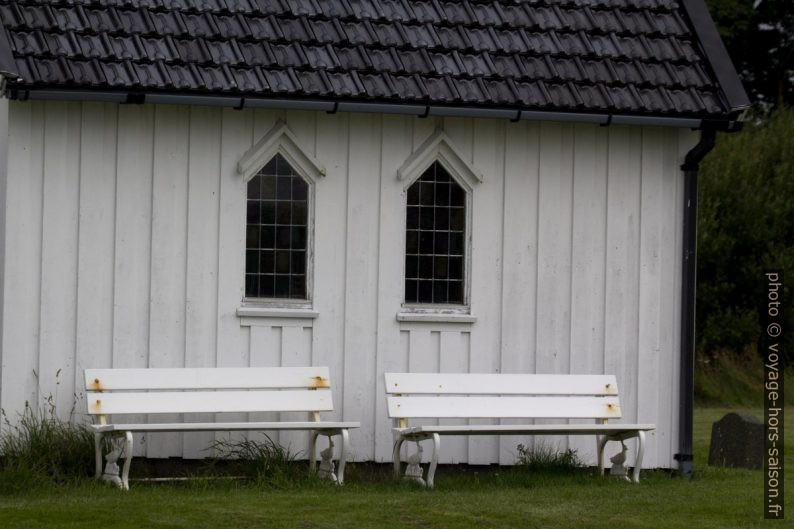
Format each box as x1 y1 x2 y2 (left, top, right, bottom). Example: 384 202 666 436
385 373 622 421
84 367 333 417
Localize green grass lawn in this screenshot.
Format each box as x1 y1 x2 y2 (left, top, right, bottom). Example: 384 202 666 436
0 407 789 529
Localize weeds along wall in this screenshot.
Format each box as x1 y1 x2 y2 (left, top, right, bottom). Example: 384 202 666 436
0 99 697 468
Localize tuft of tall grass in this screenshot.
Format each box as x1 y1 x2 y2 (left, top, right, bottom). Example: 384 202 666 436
0 398 95 493
208 434 314 488
516 442 584 473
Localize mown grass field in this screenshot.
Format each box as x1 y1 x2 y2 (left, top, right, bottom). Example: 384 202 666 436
0 407 787 529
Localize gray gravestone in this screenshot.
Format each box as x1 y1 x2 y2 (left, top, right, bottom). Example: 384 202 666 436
708 412 763 470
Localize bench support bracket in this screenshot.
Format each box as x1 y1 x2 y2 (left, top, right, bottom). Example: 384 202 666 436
393 432 441 488
309 429 349 484
95 431 134 490
597 430 646 483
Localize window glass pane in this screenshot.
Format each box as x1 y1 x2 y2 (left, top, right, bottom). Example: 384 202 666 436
418 280 433 302
246 201 260 224
245 153 309 299
405 280 418 303
245 274 258 297
247 178 261 199
262 226 275 248
262 201 276 224
277 176 292 200
293 178 308 201
276 201 291 224
276 226 291 247
260 250 275 273
404 162 466 304
246 226 260 248
406 231 418 254
290 275 306 299
260 274 275 297
406 206 419 230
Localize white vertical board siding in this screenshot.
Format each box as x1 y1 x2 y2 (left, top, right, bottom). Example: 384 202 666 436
1 101 43 426
535 122 574 455
373 114 412 463
113 105 155 456
604 126 643 466
342 114 381 460
467 118 504 465
75 103 118 422
183 106 222 458
38 102 80 419
147 105 189 458
498 121 540 464
568 124 608 462
0 101 690 467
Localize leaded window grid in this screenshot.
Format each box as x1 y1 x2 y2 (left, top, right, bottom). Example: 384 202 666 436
404 161 469 306
244 152 313 302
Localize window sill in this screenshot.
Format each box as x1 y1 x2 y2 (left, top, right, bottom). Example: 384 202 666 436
396 311 476 324
236 306 319 319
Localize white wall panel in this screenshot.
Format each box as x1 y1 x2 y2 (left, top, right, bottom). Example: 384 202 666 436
467 118 504 465
568 124 609 463
0 101 689 467
75 103 118 424
604 125 643 466
112 104 155 456
373 114 412 463
498 121 540 464
38 102 80 420
1 101 43 429
147 104 189 458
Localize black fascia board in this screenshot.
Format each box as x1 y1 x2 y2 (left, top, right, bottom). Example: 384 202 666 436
6 86 750 130
680 0 751 113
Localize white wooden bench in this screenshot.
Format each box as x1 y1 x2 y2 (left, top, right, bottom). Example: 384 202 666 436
85 367 359 489
386 373 654 487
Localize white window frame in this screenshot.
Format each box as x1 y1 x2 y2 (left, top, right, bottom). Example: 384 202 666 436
396 128 483 319
237 119 325 314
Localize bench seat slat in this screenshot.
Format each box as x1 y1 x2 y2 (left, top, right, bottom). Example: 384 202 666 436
388 396 621 419
90 421 360 433
84 367 331 391
88 390 332 415
385 373 618 395
395 424 655 436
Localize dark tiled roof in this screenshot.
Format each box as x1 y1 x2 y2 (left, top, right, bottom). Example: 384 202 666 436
0 0 748 120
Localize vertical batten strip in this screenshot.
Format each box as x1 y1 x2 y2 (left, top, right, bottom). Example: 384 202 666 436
637 126 665 468
536 121 575 453
312 111 349 431
183 106 223 458
0 101 42 425
38 101 80 420
148 104 190 458
498 120 538 464
342 113 382 460
75 103 118 423
374 114 412 463
568 123 609 464
216 107 254 447
604 125 643 465
467 118 503 465
655 128 680 466
113 104 155 456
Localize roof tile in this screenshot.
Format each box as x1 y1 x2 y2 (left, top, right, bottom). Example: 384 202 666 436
0 0 737 118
